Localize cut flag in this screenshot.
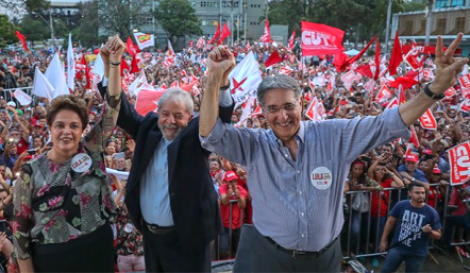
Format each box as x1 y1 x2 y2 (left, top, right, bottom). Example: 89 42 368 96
127 37 140 56
135 87 166 116
288 28 296 50
301 21 344 56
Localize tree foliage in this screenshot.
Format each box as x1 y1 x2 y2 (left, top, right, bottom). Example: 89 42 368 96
72 0 100 48
98 0 147 38
153 0 202 39
0 0 50 20
0 15 17 48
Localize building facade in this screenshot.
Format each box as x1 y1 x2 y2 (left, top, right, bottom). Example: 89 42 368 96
391 0 470 57
135 0 267 46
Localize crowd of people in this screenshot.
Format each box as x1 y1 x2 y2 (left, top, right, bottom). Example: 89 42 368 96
0 32 467 272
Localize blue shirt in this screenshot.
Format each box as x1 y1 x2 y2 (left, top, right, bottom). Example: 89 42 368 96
140 138 174 227
201 107 410 251
389 200 441 257
397 165 428 182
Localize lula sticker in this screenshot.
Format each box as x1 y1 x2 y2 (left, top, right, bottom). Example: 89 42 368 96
124 223 133 233
310 167 333 190
71 153 92 173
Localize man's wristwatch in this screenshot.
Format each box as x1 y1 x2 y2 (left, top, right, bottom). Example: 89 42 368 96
423 83 445 100
411 177 416 182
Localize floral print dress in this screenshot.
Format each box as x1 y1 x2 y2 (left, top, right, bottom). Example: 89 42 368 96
13 93 121 260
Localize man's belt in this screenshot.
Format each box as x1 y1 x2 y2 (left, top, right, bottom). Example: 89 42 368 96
144 221 176 235
265 236 338 259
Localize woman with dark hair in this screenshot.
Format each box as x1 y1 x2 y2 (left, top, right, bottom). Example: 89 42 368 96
345 159 377 256
13 36 126 272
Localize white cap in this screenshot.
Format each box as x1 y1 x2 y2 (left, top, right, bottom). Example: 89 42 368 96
7 101 16 108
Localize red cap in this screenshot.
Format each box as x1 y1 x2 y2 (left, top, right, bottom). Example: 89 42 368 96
422 149 433 155
405 154 419 163
432 165 441 174
224 171 239 182
22 155 33 161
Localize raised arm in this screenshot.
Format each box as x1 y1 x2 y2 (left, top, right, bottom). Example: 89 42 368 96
199 46 235 137
84 36 124 152
399 33 468 127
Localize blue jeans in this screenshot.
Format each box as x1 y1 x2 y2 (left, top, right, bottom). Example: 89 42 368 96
371 216 387 252
350 211 369 254
381 248 426 273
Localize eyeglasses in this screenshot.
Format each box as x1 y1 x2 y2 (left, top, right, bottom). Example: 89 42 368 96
265 102 299 114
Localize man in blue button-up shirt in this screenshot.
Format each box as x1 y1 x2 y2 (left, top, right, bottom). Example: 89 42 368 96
199 34 468 272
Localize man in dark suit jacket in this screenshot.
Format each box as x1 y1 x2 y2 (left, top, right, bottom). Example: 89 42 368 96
99 81 234 272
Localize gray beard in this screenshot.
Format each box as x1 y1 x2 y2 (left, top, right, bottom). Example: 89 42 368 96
158 124 184 141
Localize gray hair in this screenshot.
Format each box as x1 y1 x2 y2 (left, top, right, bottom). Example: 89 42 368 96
158 88 194 116
257 75 301 107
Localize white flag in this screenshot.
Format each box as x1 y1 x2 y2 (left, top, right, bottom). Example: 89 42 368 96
45 52 69 99
67 33 75 92
133 32 155 50
33 68 54 101
229 51 263 103
14 89 32 106
93 53 105 79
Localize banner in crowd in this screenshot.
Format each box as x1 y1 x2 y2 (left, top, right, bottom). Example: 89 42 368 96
133 32 155 50
449 141 470 186
301 21 344 56
459 74 470 89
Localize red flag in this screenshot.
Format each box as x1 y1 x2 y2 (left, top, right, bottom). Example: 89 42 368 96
251 104 263 117
80 57 90 89
404 46 420 70
15 31 29 52
305 91 312 102
218 23 231 44
388 31 403 76
355 65 373 79
333 53 349 71
337 36 376 72
375 85 392 102
459 74 470 89
449 141 470 186
130 55 140 74
188 40 194 47
260 19 271 43
135 88 166 116
170 81 178 88
301 21 344 56
160 83 167 89
389 77 418 91
264 51 282 67
305 97 322 121
120 57 130 77
126 37 140 56
385 97 399 110
410 125 420 148
374 39 381 80
209 22 221 44
288 28 296 50
181 81 198 93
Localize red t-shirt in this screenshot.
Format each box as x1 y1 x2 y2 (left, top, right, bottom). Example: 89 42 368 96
427 186 441 209
218 184 248 229
16 138 29 155
371 178 393 217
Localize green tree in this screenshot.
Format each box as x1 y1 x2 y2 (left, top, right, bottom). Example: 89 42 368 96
71 0 100 48
98 0 147 38
153 0 202 40
0 0 50 20
0 15 17 48
18 15 50 41
402 0 426 11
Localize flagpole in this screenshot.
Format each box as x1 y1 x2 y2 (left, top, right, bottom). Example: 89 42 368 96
244 13 247 44
384 0 392 55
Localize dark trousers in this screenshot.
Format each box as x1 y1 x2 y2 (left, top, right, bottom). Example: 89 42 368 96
142 224 211 272
219 226 241 258
32 224 114 272
251 227 342 272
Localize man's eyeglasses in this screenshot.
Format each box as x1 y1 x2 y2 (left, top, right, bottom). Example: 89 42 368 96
265 102 299 114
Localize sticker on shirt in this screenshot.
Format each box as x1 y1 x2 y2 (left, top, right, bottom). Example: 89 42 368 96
310 167 332 190
124 223 134 233
71 153 92 173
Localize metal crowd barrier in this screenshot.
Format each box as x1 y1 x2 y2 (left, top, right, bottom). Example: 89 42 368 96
210 183 470 266
1 86 34 103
